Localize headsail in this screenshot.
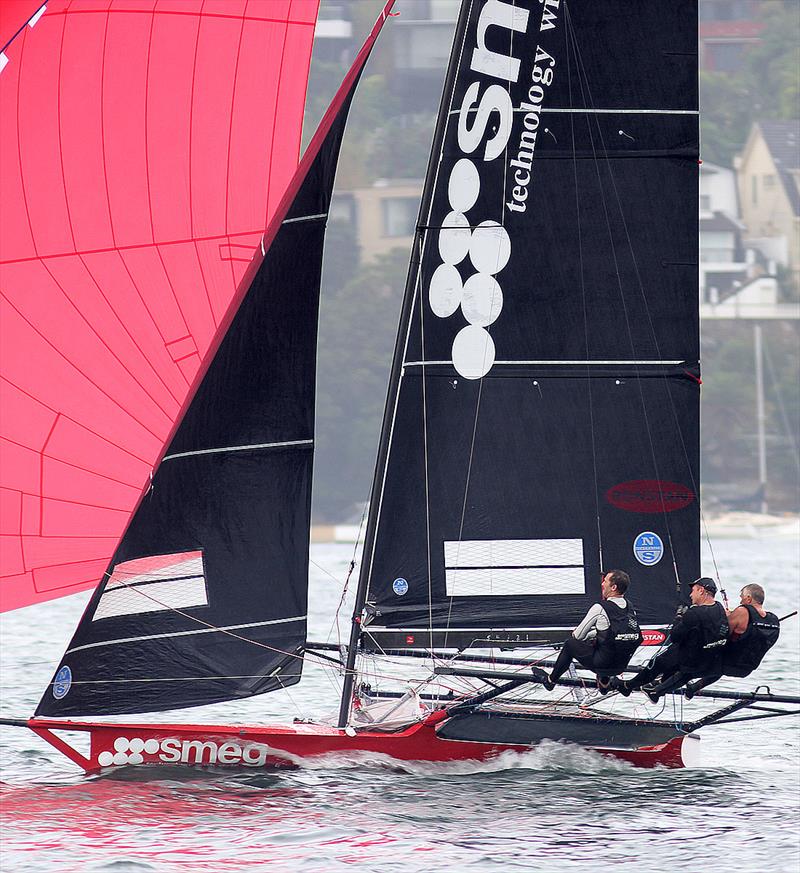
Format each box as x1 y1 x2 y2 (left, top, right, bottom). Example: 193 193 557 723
356 0 700 652
0 0 319 612
36 2 396 718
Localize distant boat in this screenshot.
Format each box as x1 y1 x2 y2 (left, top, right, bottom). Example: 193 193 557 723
2 0 798 773
703 512 800 539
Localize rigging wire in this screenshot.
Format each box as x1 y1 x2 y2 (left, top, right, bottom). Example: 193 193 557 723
70 575 430 691
442 0 515 652
763 339 800 474
564 5 689 596
564 3 604 572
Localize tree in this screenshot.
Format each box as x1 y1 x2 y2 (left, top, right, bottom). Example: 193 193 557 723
700 3 800 165
313 249 410 521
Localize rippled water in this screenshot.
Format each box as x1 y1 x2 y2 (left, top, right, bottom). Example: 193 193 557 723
2 540 799 872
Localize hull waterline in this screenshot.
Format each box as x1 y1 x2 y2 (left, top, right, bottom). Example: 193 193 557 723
28 711 693 773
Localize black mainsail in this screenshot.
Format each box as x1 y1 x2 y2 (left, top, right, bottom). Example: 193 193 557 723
346 0 700 676
37 6 395 718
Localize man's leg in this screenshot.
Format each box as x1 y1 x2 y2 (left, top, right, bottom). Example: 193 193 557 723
532 637 595 691
626 647 681 690
550 637 595 683
611 646 681 696
683 673 723 700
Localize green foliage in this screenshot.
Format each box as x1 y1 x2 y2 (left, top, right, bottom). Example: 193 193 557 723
700 3 800 165
699 72 752 166
743 3 800 119
701 322 800 511
365 113 437 180
313 249 410 521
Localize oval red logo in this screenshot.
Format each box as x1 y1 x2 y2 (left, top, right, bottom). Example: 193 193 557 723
641 630 667 646
605 480 695 514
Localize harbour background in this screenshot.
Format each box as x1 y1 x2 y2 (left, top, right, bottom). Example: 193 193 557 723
1 537 798 873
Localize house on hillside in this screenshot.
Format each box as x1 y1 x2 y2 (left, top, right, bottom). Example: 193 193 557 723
735 120 800 293
699 0 765 72
699 161 790 317
700 162 748 301
331 180 422 263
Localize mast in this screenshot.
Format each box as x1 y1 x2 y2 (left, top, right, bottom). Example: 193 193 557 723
336 0 471 730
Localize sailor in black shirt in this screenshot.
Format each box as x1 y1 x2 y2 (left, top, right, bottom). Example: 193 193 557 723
613 577 729 702
684 583 781 698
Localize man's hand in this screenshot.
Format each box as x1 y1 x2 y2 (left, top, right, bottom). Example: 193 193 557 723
674 604 689 620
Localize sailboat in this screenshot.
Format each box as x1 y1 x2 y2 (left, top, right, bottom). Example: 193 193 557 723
2 0 798 773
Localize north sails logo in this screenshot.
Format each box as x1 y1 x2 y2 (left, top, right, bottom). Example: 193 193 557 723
428 0 561 380
97 737 274 768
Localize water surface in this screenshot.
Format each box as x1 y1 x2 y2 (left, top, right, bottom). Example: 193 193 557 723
2 539 798 872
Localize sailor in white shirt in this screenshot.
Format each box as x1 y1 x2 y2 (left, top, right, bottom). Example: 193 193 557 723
532 569 641 693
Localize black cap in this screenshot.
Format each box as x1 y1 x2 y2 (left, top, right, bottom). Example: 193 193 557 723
691 577 717 594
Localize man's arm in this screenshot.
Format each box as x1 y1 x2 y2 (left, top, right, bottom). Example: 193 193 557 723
669 607 696 644
727 605 749 637
572 603 604 641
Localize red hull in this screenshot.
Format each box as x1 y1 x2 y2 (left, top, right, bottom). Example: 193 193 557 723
28 711 689 773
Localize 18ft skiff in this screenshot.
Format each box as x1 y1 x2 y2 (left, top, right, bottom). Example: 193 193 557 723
2 0 798 772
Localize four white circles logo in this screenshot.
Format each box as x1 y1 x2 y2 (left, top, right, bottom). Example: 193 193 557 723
98 737 160 767
633 531 664 566
429 155 510 380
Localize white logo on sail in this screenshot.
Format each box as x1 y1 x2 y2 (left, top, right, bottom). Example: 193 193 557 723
427 0 562 380
429 0 527 380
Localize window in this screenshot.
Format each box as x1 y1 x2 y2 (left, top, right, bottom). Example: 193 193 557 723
751 175 758 205
763 174 776 190
700 194 712 211
382 197 418 238
710 43 745 72
701 248 734 262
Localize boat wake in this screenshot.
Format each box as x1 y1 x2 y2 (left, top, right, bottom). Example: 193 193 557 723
265 740 634 776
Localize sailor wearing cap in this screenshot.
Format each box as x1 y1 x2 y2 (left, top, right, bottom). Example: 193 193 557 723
612 577 729 702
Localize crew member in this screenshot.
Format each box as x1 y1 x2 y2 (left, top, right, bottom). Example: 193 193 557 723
613 577 729 702
683 583 780 698
532 570 642 693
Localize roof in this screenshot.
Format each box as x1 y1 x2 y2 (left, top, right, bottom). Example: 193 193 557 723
759 120 800 216
700 211 742 233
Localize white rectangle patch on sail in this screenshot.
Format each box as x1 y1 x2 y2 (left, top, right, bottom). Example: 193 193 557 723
93 551 208 620
444 539 585 597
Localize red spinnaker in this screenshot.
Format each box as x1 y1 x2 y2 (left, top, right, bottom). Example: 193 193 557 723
0 0 320 611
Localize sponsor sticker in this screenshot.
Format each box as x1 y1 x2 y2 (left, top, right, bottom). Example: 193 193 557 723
633 531 664 566
641 629 667 646
605 480 695 514
392 577 409 596
97 736 275 768
52 665 72 699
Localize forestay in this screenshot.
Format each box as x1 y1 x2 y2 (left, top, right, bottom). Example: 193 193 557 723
35 10 388 717
358 0 700 650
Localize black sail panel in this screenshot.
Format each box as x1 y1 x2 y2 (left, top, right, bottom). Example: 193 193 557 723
36 12 389 717
360 0 699 648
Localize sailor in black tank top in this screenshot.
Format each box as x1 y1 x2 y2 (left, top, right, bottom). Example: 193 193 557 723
684 583 780 698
